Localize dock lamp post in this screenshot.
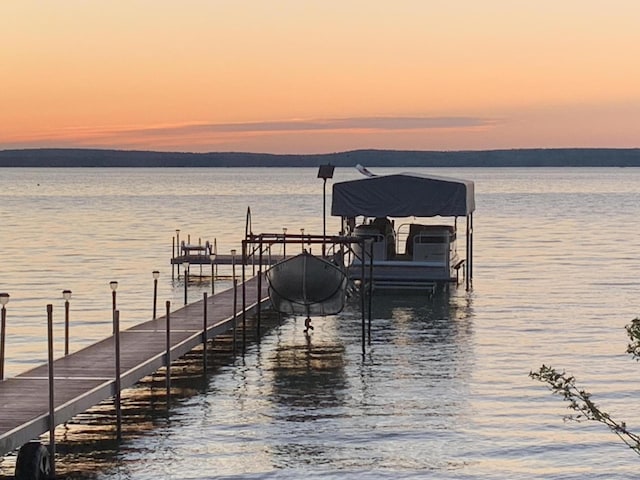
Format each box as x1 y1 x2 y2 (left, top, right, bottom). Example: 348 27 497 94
182 261 189 305
110 281 118 311
110 281 118 334
0 293 9 380
317 164 335 256
152 271 160 319
62 290 72 356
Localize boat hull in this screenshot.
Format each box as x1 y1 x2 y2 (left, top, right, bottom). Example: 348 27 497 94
266 252 348 316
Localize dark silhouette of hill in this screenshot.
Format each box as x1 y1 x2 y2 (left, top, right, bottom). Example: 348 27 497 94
1 148 640 167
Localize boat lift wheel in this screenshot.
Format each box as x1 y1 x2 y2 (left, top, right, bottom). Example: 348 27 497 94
15 441 52 480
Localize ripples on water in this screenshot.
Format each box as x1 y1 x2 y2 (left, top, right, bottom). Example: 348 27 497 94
1 167 640 478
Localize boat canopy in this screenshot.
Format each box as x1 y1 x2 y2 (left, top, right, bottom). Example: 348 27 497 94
331 173 475 218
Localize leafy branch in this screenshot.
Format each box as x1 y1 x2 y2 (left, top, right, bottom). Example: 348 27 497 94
530 317 640 456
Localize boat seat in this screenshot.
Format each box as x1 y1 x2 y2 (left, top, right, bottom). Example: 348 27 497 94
405 224 454 256
370 217 396 259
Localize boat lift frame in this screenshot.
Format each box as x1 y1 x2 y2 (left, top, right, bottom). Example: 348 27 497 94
241 231 376 354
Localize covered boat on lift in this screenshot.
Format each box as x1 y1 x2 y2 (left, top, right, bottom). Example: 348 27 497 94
265 250 348 316
331 171 475 292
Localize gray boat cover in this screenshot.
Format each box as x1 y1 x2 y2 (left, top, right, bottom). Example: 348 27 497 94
331 173 475 218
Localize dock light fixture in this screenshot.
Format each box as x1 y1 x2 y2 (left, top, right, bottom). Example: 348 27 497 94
0 293 9 380
62 290 72 356
110 281 118 310
110 281 118 334
182 262 189 305
152 271 160 319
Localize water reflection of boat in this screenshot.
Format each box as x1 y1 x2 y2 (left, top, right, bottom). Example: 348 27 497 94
265 250 348 318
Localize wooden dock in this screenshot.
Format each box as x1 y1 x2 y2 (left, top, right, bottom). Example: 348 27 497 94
0 275 269 457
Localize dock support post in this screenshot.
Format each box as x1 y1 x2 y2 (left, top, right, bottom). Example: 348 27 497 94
46 304 56 479
63 290 71 356
233 279 238 356
360 242 366 356
183 262 189 305
114 310 122 441
165 301 171 406
466 214 473 291
241 242 247 354
0 293 8 380
152 271 159 319
368 240 374 344
282 228 287 258
257 237 263 338
202 292 208 372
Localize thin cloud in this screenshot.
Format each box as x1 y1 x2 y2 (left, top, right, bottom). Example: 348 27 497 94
126 116 496 137
1 116 497 152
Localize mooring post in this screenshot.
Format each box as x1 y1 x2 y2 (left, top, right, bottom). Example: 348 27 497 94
165 300 171 405
202 292 208 372
114 309 122 441
46 304 56 478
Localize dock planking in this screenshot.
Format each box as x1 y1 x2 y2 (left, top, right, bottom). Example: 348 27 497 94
0 275 269 457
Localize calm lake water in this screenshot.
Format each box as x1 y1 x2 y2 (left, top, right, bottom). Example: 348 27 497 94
1 166 640 478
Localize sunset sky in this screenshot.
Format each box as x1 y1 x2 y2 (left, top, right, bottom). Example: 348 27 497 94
2 1 640 154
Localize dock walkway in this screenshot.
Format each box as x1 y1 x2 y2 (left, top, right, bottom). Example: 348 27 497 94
0 275 269 457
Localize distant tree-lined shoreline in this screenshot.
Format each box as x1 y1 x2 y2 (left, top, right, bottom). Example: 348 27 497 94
1 147 640 167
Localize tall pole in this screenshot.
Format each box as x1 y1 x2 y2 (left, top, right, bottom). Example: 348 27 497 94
46 304 56 478
165 300 171 404
202 292 208 372
183 262 189 305
0 293 9 381
110 281 118 334
114 309 122 440
152 271 159 319
210 254 216 295
63 290 71 356
323 177 327 256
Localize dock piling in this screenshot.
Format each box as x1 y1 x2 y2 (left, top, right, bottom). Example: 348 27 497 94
114 309 122 441
63 290 71 356
165 301 171 405
0 293 9 380
152 271 159 319
46 304 56 478
203 292 208 372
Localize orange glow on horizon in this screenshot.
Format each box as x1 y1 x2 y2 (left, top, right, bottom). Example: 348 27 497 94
2 1 640 153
